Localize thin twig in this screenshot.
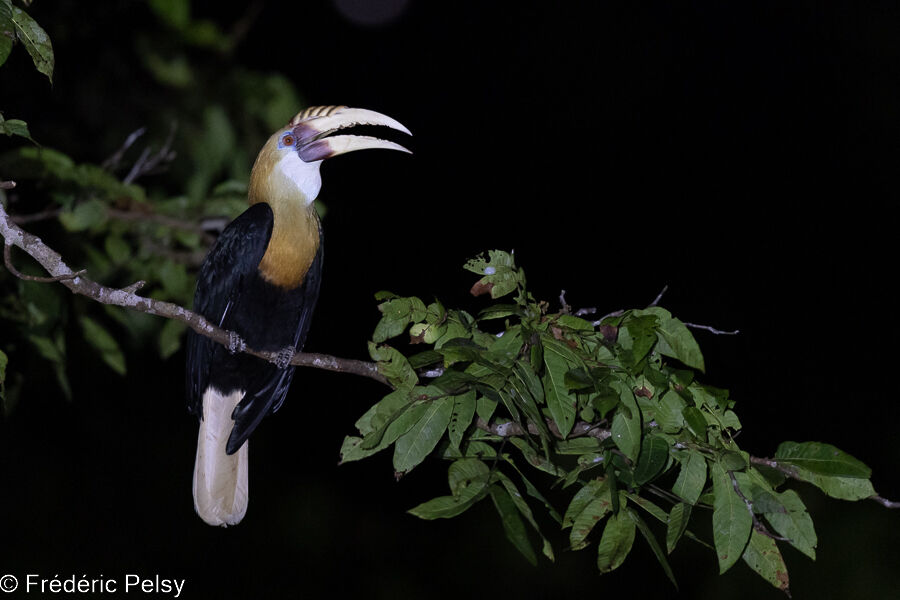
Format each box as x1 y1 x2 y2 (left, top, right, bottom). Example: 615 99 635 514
592 308 624 325
9 207 63 225
4 243 86 282
870 495 900 509
122 122 177 184
102 126 147 171
684 322 740 335
591 285 668 326
728 470 791 541
559 289 571 314
649 284 668 307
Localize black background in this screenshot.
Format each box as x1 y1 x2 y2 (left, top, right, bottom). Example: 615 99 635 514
1 1 898 598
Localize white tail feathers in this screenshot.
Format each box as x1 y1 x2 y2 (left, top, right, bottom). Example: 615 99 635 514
192 388 249 526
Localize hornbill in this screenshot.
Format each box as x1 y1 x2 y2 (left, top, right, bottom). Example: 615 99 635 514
186 106 411 526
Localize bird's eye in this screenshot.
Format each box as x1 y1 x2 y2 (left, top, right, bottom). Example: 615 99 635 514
282 135 294 146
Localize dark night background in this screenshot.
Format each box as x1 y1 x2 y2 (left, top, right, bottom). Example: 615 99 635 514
1 1 898 598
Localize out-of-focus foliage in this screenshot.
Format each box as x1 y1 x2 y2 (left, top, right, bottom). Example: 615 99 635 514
342 250 885 594
0 0 303 409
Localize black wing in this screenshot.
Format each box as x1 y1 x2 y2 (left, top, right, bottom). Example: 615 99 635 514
225 235 322 452
186 203 274 416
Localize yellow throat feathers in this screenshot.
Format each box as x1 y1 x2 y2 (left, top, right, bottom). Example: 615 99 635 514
249 140 321 290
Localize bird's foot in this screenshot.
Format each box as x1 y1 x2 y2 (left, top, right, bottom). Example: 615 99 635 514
227 331 246 354
274 346 295 369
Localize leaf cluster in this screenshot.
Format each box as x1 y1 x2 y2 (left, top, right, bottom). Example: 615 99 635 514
341 250 882 594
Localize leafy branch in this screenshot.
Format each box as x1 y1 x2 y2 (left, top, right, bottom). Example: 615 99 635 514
336 250 897 596
3 192 896 595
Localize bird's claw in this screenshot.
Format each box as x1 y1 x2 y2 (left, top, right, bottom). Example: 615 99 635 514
227 331 246 354
274 347 295 369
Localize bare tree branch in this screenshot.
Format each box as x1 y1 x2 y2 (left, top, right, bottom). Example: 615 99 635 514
0 198 388 387
122 122 177 184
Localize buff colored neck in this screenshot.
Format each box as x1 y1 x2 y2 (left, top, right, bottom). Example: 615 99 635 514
248 136 321 290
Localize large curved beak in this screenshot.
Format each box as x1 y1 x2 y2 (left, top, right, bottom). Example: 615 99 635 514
289 106 412 163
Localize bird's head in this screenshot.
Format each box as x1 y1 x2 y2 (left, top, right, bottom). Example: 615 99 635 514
249 105 411 206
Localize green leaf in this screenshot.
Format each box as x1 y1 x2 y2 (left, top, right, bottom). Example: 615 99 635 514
640 307 705 372
447 390 476 451
719 450 747 471
762 489 817 560
610 381 641 461
368 342 417 390
494 472 554 561
502 458 561 524
477 303 520 321
463 250 523 299
341 394 427 462
624 492 670 524
794 470 876 501
9 5 53 83
408 458 490 520
656 390 686 433
672 451 707 505
104 234 132 265
596 505 636 573
393 395 454 474
448 458 491 494
354 389 409 436
475 393 497 423
158 319 185 360
490 484 537 565
741 530 790 595
618 314 658 368
1 5 14 67
28 333 70 400
633 434 669 485
543 343 577 438
28 333 64 363
554 437 602 455
373 296 427 342
407 492 481 520
58 199 108 232
148 0 191 29
627 508 678 589
681 405 708 441
0 115 35 142
711 462 752 574
79 316 126 375
564 479 611 548
666 502 692 554
509 437 565 477
774 441 871 478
